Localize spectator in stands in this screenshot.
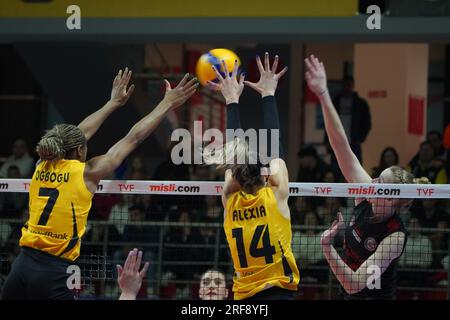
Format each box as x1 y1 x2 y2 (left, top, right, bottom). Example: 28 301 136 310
410 199 446 229
399 218 433 287
292 212 327 298
427 130 446 162
292 212 325 275
114 205 158 298
126 156 149 180
409 131 447 170
372 147 399 178
401 218 433 267
198 269 229 300
290 196 314 225
445 124 450 183
0 139 34 178
316 197 346 226
0 166 28 219
429 220 449 268
122 205 160 250
203 196 222 222
296 145 331 183
323 170 337 183
406 141 447 184
90 193 121 220
163 210 202 297
109 194 133 235
82 219 121 258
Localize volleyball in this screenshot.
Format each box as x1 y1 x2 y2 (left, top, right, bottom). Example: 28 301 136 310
195 48 241 88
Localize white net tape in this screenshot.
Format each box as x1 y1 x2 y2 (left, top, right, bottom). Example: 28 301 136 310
0 179 449 198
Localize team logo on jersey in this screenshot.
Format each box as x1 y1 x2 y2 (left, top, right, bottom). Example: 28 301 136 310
364 237 377 252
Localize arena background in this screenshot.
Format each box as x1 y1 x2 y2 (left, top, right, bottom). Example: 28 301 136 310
0 0 449 300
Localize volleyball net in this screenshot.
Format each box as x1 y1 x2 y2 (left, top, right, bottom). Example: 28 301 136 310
0 179 449 300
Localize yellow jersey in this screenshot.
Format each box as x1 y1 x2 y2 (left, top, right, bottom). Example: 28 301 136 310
20 159 93 261
224 186 300 300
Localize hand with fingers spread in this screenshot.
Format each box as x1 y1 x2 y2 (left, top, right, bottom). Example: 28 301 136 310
110 67 136 107
117 248 150 300
162 73 199 110
321 212 344 246
208 60 244 105
244 52 288 97
304 55 328 97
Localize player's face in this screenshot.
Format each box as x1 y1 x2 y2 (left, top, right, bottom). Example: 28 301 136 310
199 271 228 300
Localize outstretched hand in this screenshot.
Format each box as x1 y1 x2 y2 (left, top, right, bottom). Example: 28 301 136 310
321 212 344 246
208 59 245 105
110 67 135 106
244 52 288 97
304 55 328 97
163 73 198 109
117 248 150 300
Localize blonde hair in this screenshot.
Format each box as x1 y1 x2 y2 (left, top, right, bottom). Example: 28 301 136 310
389 166 430 184
202 137 257 168
203 138 263 193
36 124 86 162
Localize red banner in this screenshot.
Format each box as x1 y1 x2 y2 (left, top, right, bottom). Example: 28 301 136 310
408 95 425 135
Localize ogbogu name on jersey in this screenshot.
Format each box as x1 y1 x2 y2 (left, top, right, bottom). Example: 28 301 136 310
232 205 267 221
35 170 70 183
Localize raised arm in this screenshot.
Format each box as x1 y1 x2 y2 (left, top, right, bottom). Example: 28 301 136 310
84 74 197 191
267 158 289 199
223 60 242 132
78 68 135 142
208 59 245 132
244 52 288 160
304 55 371 183
321 213 405 294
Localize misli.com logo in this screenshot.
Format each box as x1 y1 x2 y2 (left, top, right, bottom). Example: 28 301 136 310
0 183 9 190
149 184 200 193
348 186 400 196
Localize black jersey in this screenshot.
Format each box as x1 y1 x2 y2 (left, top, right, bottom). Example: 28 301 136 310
342 200 407 300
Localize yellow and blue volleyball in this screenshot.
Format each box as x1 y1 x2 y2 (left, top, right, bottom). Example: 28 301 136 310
196 48 241 88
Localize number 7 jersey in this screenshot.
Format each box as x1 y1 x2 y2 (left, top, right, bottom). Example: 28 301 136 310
224 187 300 300
20 160 94 261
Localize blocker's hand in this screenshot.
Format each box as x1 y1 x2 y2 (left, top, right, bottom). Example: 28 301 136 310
208 59 245 105
321 212 344 246
244 52 288 97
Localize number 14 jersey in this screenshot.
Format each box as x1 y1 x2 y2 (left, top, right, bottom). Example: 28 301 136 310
224 187 300 300
20 160 93 261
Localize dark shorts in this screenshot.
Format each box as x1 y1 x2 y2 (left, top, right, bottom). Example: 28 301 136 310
245 286 296 300
1 247 76 300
